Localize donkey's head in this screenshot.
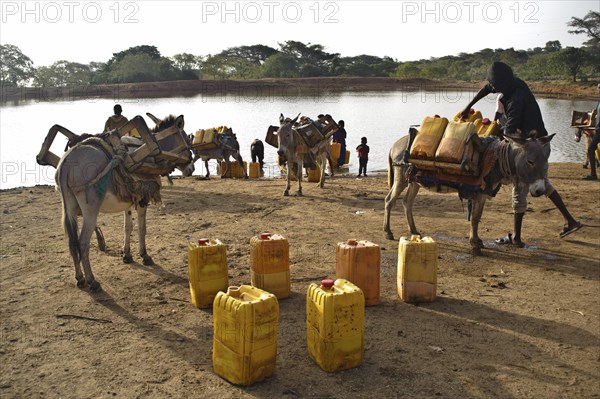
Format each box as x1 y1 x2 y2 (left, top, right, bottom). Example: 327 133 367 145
146 113 194 177
508 134 554 197
276 113 300 159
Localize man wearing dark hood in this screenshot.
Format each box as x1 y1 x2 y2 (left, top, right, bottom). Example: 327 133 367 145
103 104 129 132
461 61 581 246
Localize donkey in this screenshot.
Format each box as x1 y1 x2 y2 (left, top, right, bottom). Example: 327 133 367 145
383 132 555 255
192 128 248 179
55 114 194 291
276 113 331 196
574 127 600 169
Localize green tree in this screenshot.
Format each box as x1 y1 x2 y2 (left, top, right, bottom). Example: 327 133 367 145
0 44 35 86
33 60 92 86
220 45 278 65
394 62 421 79
568 11 600 47
336 55 398 77
560 47 587 82
568 11 600 74
544 40 562 52
103 46 178 82
104 45 162 71
171 53 203 79
201 54 228 79
259 53 299 78
108 53 166 82
279 41 338 77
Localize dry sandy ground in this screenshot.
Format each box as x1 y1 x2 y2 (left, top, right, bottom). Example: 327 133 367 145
0 163 599 399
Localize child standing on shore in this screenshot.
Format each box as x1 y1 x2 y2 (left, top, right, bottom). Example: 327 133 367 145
356 136 369 177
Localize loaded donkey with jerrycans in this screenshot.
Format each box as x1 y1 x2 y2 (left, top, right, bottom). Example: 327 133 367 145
383 109 555 256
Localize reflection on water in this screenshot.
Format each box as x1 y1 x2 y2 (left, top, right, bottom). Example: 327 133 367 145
1 90 596 189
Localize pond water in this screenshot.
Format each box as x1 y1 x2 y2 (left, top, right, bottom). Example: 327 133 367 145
0 89 596 189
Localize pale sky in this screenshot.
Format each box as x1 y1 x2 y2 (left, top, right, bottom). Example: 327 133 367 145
0 0 598 67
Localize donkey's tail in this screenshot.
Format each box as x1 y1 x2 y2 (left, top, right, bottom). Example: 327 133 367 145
57 166 80 267
387 153 394 189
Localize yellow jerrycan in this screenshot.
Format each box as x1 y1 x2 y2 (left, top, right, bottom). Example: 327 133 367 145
212 285 279 385
306 279 365 372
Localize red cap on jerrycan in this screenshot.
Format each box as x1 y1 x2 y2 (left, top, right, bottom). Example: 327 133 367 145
321 279 334 289
259 233 272 240
198 238 209 245
347 239 358 246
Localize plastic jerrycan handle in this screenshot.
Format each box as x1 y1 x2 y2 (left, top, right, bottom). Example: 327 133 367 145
198 238 210 245
260 233 272 240
347 239 358 246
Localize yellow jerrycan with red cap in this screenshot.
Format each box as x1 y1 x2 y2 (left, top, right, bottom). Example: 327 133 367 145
187 238 228 309
250 232 290 299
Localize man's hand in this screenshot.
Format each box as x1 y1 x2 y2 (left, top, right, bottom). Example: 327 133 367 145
460 108 471 121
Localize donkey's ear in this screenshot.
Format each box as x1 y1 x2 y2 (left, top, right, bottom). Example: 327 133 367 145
279 114 285 124
537 133 555 146
291 113 301 125
175 115 185 129
504 135 528 146
146 112 161 125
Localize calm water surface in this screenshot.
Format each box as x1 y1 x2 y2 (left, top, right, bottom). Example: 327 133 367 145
0 90 596 189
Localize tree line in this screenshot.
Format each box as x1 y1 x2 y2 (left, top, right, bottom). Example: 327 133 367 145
1 11 598 88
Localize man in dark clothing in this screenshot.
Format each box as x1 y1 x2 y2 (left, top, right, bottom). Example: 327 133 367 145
104 104 128 132
333 120 347 166
250 139 265 175
462 61 581 246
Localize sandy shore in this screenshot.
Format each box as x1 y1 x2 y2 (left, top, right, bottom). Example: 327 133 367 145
0 162 599 398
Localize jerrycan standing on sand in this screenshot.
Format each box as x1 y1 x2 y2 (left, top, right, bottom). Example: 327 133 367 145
250 233 290 299
306 279 365 372
397 235 438 303
335 239 381 306
187 238 228 309
213 285 279 385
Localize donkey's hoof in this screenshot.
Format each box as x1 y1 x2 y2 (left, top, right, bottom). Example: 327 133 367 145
385 232 395 240
283 191 289 197
296 191 303 197
76 278 86 288
88 280 102 292
123 253 134 264
142 255 154 266
472 247 483 256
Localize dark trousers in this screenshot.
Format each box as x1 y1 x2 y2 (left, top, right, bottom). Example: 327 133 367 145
359 158 368 175
588 131 600 177
338 143 346 166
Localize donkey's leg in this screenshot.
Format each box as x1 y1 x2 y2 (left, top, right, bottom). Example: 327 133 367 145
283 161 291 196
204 160 210 178
402 183 421 236
384 166 407 240
62 190 85 287
79 206 101 291
470 193 487 255
234 152 249 179
221 158 232 179
136 206 153 265
95 226 106 252
318 154 326 188
296 160 303 196
122 209 134 263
